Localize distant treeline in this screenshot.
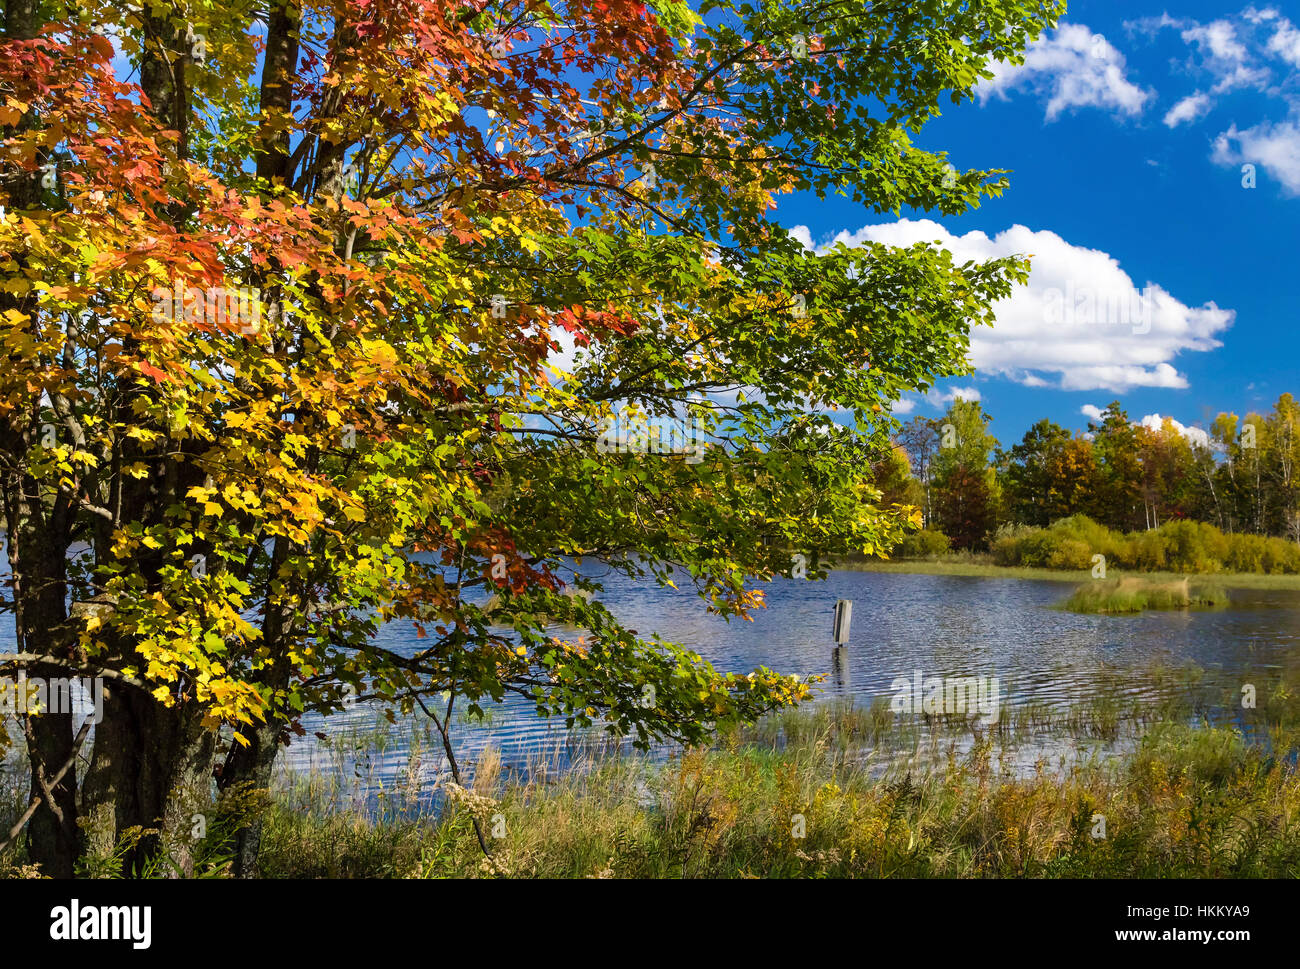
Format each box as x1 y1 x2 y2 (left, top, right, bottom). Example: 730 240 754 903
876 394 1300 553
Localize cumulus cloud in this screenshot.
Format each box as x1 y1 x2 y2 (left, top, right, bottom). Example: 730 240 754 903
978 23 1153 120
1212 121 1300 195
787 224 814 250
891 386 980 416
1182 19 1249 63
1140 413 1211 449
1080 404 1106 421
1163 92 1212 126
1265 14 1300 65
800 219 1234 394
930 386 980 407
1130 11 1274 91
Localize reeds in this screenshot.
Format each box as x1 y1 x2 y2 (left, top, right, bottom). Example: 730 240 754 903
1062 577 1228 614
6 670 1299 878
250 674 1300 878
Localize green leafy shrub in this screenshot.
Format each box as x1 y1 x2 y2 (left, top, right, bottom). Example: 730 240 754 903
897 528 951 558
989 515 1300 575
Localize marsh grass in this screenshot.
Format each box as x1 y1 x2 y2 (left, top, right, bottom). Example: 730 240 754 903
1062 577 1229 614
6 670 1300 878
842 559 1300 591
253 674 1300 878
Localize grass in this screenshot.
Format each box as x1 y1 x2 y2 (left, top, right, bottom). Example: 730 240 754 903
7 671 1300 878
838 556 1300 591
1062 577 1230 614
250 673 1300 878
248 700 1300 878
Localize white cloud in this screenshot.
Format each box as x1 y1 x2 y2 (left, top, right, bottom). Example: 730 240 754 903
1182 20 1248 62
1212 121 1300 195
816 219 1234 394
1243 7 1279 26
1210 62 1272 93
1126 9 1299 155
1163 92 1212 127
1140 413 1211 449
788 225 814 250
1130 12 1270 79
1080 404 1106 421
929 386 980 407
890 386 979 415
546 324 582 375
1266 16 1300 66
979 23 1153 120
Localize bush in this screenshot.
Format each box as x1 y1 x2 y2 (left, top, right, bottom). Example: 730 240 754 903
986 515 1300 575
1224 533 1265 573
1123 530 1167 571
1160 521 1227 573
1261 535 1300 574
897 528 950 558
991 517 1111 570
1045 538 1093 571
989 523 1037 566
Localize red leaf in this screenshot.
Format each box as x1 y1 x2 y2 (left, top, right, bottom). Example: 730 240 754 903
138 361 169 383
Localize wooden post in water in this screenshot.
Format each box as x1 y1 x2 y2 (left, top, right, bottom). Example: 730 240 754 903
831 599 852 690
832 599 852 645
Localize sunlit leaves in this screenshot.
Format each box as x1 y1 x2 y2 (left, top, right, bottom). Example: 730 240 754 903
0 0 1056 756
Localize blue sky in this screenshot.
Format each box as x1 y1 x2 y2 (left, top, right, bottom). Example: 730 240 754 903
777 1 1300 451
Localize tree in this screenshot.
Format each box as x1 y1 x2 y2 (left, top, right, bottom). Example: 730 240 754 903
897 416 942 526
1136 419 1197 528
0 0 1056 875
931 396 999 548
1088 401 1144 531
934 462 996 550
1265 394 1300 539
1000 418 1072 526
874 439 924 517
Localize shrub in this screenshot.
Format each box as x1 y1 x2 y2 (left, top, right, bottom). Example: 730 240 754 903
1224 533 1266 573
898 528 950 558
986 515 1300 575
1045 538 1093 570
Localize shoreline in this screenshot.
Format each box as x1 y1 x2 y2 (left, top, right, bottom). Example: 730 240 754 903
836 557 1300 591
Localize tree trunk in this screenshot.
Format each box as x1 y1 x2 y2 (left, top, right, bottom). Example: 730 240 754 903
218 718 283 877
80 678 215 876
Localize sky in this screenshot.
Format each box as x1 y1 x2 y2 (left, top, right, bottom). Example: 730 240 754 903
777 1 1300 451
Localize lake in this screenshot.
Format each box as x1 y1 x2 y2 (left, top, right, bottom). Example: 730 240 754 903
4 565 1300 810
278 568 1300 808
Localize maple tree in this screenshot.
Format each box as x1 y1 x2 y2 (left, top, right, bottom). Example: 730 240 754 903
0 0 1058 876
